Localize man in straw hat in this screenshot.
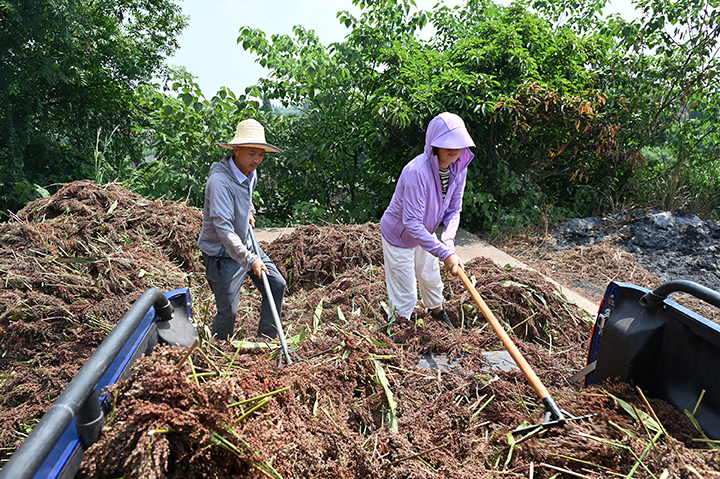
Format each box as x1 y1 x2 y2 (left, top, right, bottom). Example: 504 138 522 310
197 118 287 340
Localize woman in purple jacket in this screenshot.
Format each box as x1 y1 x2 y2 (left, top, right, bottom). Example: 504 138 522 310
380 112 475 329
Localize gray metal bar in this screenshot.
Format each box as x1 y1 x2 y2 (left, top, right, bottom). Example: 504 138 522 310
75 388 103 447
248 226 293 366
640 280 720 310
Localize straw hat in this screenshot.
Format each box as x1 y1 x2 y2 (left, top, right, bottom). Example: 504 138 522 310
217 119 282 153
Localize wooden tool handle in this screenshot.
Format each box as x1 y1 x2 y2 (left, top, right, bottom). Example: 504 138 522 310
458 268 550 401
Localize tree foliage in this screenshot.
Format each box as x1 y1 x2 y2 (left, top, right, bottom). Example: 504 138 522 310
128 70 259 206
230 0 720 227
5 0 720 228
531 0 720 215
235 0 641 229
237 1 431 223
0 0 187 214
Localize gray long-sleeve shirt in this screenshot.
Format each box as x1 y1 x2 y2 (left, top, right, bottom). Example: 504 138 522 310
197 156 259 271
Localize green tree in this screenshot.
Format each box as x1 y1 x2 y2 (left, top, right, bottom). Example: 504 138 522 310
0 0 187 215
374 1 626 227
238 1 430 223
239 0 632 229
127 69 263 207
531 0 720 217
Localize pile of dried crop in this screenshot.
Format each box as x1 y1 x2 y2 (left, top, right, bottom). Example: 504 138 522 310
1 181 718 478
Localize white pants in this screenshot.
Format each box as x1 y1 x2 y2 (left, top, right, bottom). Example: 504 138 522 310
382 236 444 319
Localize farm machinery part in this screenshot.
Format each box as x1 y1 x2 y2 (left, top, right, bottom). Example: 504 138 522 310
583 280 720 440
0 288 198 479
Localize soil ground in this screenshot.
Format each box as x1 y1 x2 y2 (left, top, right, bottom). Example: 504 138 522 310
1 181 719 478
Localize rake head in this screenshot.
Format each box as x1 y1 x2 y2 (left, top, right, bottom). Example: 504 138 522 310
276 345 303 368
512 400 598 435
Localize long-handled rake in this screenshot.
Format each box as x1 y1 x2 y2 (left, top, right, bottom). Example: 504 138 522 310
248 226 301 367
457 268 596 434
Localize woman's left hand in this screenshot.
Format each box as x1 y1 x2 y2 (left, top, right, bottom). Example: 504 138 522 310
443 254 463 276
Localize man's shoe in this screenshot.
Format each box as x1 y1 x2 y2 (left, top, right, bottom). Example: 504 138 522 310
430 307 455 330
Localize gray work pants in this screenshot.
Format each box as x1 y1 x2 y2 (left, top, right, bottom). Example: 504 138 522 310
202 250 286 340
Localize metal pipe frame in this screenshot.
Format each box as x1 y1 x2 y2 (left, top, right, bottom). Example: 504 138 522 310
0 288 173 479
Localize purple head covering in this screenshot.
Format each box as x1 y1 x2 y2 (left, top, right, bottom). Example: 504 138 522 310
426 112 475 152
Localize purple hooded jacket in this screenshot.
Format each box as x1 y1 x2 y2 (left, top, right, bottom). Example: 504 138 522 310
380 113 475 260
